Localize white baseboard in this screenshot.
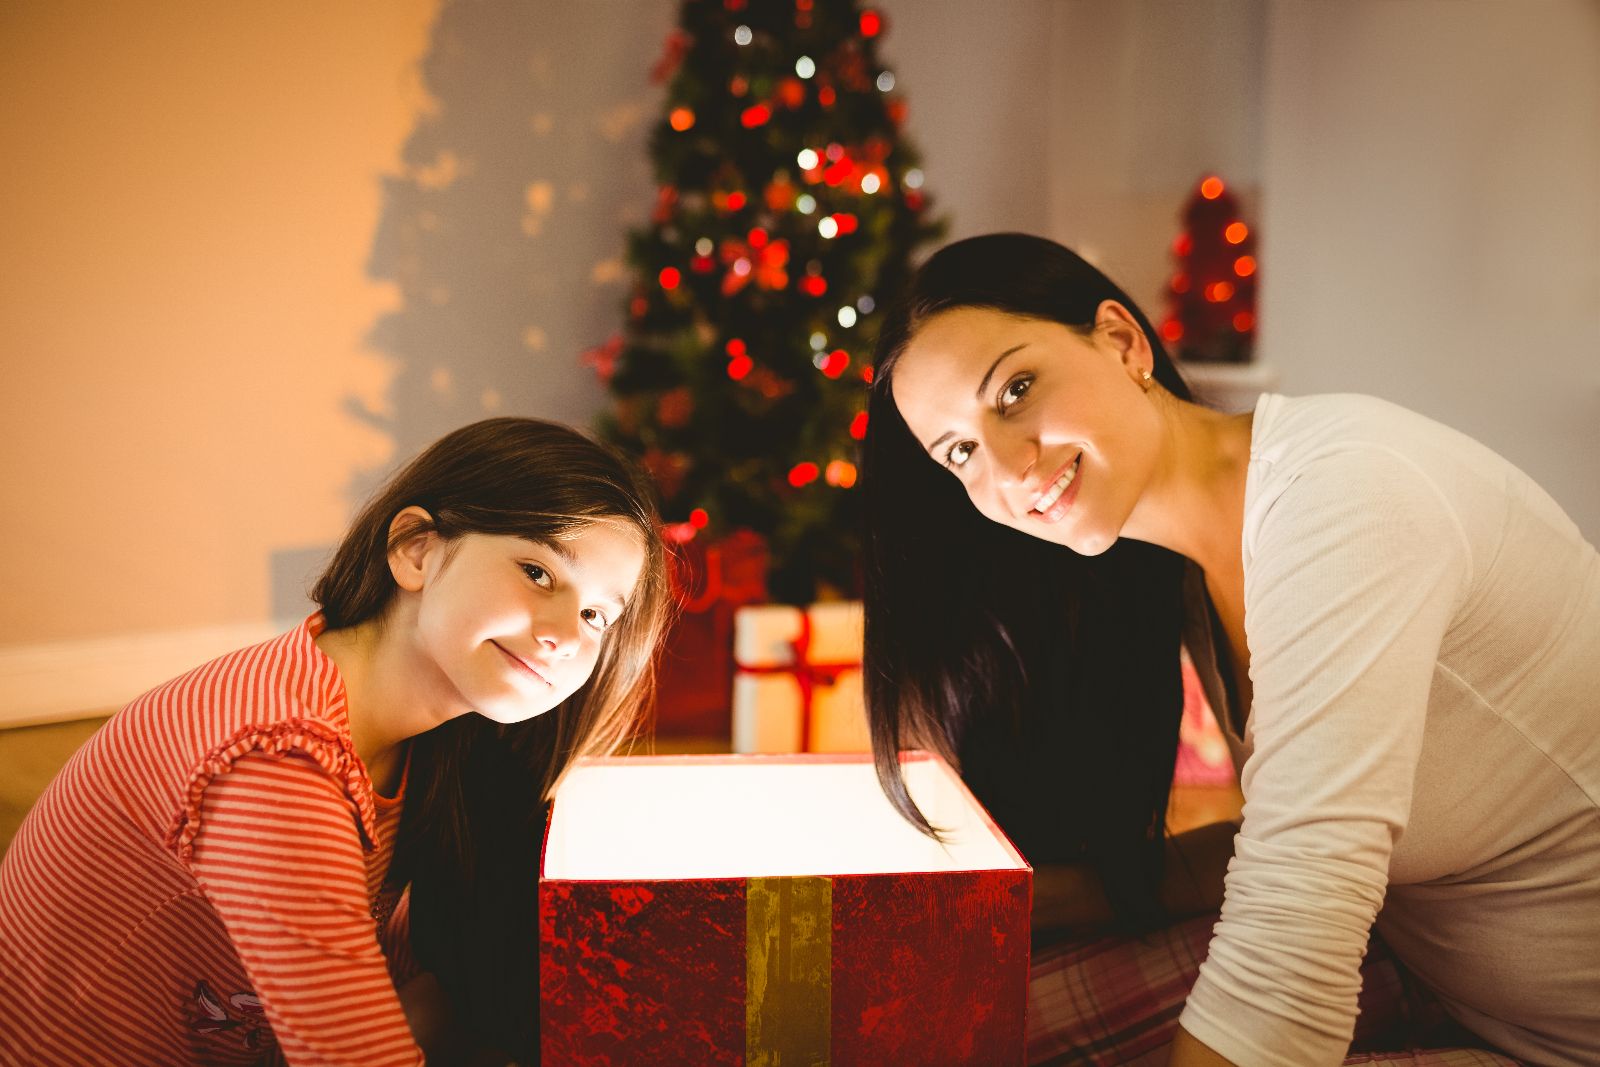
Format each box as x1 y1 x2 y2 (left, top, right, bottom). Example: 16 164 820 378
0 621 287 729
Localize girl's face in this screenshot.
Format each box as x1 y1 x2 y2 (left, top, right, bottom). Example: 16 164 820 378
890 304 1162 556
403 520 646 724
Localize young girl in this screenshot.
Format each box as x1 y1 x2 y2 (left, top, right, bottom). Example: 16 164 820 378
0 417 671 1066
860 234 1599 1066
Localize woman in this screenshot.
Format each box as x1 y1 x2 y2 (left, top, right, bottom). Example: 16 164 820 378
860 234 1599 1066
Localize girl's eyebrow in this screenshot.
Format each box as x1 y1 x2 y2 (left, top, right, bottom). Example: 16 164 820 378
922 342 1030 456
521 538 629 613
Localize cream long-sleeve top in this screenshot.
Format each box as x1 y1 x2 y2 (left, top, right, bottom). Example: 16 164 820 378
1177 393 1600 1067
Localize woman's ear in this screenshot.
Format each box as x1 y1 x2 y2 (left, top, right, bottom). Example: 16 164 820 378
1094 299 1155 383
387 506 437 593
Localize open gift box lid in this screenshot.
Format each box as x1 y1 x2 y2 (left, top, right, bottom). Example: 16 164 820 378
539 752 1033 1065
542 750 1030 880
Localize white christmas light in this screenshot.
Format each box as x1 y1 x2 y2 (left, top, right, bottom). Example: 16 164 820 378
695 237 713 256
837 306 858 328
810 331 827 350
817 216 839 239
732 257 751 276
796 148 819 170
734 25 753 46
856 294 876 314
904 168 924 189
860 173 881 195
812 351 828 369
876 71 895 92
796 193 817 215
795 56 816 79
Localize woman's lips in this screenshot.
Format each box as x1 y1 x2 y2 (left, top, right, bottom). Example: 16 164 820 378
492 641 551 686
1031 454 1082 524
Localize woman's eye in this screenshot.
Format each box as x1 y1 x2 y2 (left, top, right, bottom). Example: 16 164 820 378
946 440 975 469
580 607 611 633
1000 374 1032 410
520 563 553 589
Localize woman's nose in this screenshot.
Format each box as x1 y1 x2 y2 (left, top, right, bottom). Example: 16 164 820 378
989 428 1038 491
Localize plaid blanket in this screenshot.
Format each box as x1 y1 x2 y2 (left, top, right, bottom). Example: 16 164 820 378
1027 912 1521 1066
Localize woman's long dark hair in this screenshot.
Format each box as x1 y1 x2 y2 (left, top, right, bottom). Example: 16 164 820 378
312 417 671 1063
862 234 1193 930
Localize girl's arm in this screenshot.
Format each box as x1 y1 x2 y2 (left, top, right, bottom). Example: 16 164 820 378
189 750 425 1066
1031 818 1239 934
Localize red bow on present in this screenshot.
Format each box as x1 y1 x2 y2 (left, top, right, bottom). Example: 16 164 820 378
736 611 860 753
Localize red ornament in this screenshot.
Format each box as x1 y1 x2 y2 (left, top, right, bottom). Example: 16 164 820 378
859 10 883 37
849 411 868 440
725 338 747 358
741 103 772 128
689 508 710 529
832 213 859 234
820 350 849 378
658 267 682 291
657 387 694 429
800 275 827 297
727 355 754 381
788 462 820 488
725 190 747 212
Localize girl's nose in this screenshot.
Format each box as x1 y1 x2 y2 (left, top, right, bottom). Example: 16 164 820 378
534 612 583 657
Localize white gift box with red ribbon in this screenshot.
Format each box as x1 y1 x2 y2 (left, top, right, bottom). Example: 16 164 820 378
731 601 871 753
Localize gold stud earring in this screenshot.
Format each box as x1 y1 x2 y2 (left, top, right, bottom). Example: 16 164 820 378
1141 370 1153 391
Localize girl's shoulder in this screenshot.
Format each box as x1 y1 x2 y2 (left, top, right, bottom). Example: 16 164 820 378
77 616 379 857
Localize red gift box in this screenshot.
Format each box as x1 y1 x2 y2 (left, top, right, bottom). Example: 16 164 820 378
539 752 1032 1065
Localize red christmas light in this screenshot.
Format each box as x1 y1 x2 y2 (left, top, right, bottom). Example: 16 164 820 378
859 10 882 37
1171 273 1191 294
1233 311 1256 332
788 462 820 487
1200 176 1225 200
1173 234 1193 257
825 460 858 488
1233 255 1256 278
849 411 869 439
741 103 772 128
724 190 747 211
690 255 715 273
832 213 859 234
669 107 695 132
822 159 853 186
859 365 874 384
725 337 747 358
689 508 710 529
747 228 769 249
800 275 827 297
818 85 836 107
658 267 681 290
821 349 849 378
727 354 754 380
1160 319 1184 342
1224 221 1249 245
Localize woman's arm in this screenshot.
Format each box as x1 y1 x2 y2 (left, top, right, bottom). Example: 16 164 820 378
1032 818 1239 934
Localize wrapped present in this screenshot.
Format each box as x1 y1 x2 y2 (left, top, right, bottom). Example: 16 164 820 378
731 600 870 754
1173 645 1237 787
540 752 1031 1065
654 530 769 737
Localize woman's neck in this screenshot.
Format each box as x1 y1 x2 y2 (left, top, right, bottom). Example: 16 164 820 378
1121 396 1254 582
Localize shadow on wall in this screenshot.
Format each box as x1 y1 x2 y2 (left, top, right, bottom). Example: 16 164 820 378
271 0 673 622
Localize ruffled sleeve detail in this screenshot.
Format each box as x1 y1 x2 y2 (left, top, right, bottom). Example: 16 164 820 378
168 718 381 864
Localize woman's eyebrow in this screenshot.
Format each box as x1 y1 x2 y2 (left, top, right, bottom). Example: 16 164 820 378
922 343 1030 456
974 343 1028 400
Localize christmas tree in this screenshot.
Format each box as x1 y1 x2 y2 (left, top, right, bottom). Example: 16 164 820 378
588 0 942 602
1160 175 1257 363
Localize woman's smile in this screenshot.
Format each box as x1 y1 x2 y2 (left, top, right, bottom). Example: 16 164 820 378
1029 453 1082 522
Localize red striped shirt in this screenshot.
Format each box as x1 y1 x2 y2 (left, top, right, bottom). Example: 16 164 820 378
0 616 424 1065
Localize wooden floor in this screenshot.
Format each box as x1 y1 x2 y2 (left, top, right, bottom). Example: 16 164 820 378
1 719 1240 856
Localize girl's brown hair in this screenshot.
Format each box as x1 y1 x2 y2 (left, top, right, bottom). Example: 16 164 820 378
313 417 671 1061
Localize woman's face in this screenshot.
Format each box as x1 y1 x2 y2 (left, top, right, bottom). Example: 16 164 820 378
889 304 1162 556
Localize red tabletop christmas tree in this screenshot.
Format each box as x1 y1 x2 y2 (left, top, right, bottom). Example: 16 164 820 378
1160 175 1258 364
588 0 942 603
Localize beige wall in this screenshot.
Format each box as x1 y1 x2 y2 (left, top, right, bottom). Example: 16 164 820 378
1 2 433 645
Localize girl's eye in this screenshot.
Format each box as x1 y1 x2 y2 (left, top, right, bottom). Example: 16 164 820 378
945 440 975 469
580 607 611 633
520 563 554 590
1000 374 1032 411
